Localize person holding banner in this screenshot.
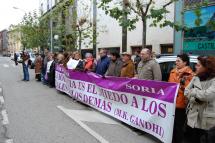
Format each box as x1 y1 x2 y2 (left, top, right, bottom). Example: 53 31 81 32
84 53 95 72
96 49 110 76
137 48 162 80
184 56 215 143
106 52 123 77
168 54 194 143
120 52 135 78
73 51 84 71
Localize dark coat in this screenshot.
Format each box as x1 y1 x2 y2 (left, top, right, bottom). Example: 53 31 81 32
96 56 110 75
48 61 56 87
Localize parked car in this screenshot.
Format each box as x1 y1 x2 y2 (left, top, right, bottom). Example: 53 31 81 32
3 52 11 57
156 55 198 81
10 54 15 60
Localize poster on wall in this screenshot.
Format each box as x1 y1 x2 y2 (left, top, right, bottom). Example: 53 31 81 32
183 5 215 54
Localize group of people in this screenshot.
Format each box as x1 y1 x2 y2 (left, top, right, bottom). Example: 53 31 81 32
168 54 215 143
20 47 215 143
33 48 161 81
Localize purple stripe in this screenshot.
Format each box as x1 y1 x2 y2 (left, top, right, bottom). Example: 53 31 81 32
56 65 178 103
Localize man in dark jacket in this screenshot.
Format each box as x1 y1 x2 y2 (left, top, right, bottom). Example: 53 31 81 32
96 49 110 76
14 53 18 65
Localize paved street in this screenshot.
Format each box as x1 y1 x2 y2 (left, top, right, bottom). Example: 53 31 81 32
0 57 160 143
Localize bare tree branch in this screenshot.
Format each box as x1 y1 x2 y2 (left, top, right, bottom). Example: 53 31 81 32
163 0 175 8
136 0 144 16
145 0 153 15
129 5 141 16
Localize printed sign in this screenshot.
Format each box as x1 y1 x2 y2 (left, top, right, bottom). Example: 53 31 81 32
55 65 179 143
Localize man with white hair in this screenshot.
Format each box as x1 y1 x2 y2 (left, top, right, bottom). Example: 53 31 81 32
137 48 162 80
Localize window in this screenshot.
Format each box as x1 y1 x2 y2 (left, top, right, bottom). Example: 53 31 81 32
40 3 44 14
47 0 49 10
160 44 173 54
98 47 120 55
131 45 152 54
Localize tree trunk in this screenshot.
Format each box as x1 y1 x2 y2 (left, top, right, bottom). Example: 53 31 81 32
93 0 97 58
122 0 128 53
71 0 77 51
122 27 127 53
78 31 81 52
142 18 147 50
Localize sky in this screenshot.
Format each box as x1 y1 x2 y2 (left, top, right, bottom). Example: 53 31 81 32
0 0 39 31
184 5 215 28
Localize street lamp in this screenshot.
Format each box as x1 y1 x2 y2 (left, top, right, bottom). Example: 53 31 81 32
54 35 59 40
13 6 26 13
54 34 59 51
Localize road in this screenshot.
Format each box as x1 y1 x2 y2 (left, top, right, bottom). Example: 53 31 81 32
0 57 159 143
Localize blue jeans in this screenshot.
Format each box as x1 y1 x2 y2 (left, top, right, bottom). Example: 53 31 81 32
23 63 29 81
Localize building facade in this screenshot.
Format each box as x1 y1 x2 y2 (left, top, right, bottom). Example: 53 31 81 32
0 30 8 56
7 29 22 54
40 0 175 55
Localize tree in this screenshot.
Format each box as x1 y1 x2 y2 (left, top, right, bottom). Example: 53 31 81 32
76 17 93 51
39 0 96 52
99 0 180 50
19 11 49 50
74 0 106 52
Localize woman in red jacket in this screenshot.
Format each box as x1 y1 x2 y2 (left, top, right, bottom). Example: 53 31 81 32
168 54 194 143
84 53 95 72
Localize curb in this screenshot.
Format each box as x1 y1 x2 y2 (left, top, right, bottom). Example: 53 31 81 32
0 82 2 97
0 82 13 143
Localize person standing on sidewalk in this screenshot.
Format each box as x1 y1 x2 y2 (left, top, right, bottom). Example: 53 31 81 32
137 48 162 80
34 53 42 81
168 54 194 143
106 52 123 77
47 53 56 88
41 48 49 84
21 51 30 81
120 52 135 78
96 49 110 76
184 56 215 143
14 53 18 65
84 53 95 72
